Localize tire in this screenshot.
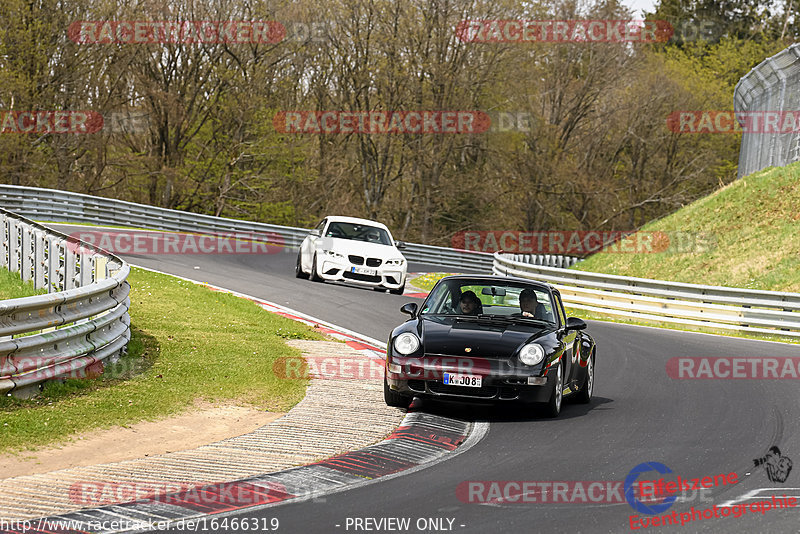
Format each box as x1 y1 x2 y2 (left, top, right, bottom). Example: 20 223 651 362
384 377 412 408
389 283 405 295
295 253 309 279
575 353 594 404
310 253 322 282
543 361 563 418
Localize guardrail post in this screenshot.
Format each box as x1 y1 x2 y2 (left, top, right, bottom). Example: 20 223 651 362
94 256 107 281
47 236 61 292
0 213 7 268
64 242 77 290
8 219 19 273
34 230 46 289
79 251 92 287
21 224 33 282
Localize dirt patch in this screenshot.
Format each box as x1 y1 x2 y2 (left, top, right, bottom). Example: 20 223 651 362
0 405 283 479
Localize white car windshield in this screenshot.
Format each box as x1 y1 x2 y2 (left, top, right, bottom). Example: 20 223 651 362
325 222 392 245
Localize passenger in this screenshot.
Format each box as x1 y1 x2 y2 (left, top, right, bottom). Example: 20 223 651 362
457 291 481 315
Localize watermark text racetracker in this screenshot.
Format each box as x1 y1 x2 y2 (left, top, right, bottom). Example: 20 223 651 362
455 20 672 43
68 480 293 507
275 356 492 381
667 357 800 379
68 230 285 255
273 111 491 134
452 230 716 255
0 111 103 134
68 20 329 44
457 480 628 504
667 111 800 134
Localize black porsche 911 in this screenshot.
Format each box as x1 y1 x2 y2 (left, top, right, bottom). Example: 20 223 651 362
384 275 596 417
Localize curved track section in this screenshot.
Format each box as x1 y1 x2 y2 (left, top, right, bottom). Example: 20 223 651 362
40 225 800 533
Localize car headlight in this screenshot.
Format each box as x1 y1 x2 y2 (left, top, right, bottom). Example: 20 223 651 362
394 333 420 355
323 249 344 258
519 343 545 366
385 258 405 265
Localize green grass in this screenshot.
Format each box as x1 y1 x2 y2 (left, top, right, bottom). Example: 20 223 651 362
576 163 800 293
0 267 324 453
410 272 456 292
0 268 46 300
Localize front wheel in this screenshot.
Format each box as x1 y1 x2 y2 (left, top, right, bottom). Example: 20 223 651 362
310 254 323 282
542 361 563 418
575 353 594 404
389 283 405 295
295 253 309 279
384 377 412 408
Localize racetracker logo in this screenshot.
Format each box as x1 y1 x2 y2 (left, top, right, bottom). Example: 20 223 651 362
667 111 800 134
273 356 385 380
387 357 491 380
68 481 289 507
455 20 672 43
273 111 491 134
68 230 284 255
451 231 716 255
68 21 286 44
456 480 628 504
0 357 105 383
0 111 103 134
667 357 800 379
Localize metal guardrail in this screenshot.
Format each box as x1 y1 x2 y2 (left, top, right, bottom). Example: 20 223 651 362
0 184 574 271
0 208 130 397
734 43 800 178
494 253 800 338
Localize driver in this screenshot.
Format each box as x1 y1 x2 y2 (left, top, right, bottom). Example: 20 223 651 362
457 291 481 315
519 288 544 319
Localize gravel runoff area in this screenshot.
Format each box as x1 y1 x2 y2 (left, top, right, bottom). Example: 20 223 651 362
0 340 404 521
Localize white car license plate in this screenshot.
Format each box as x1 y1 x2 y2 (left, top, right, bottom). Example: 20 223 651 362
443 373 482 387
351 266 377 276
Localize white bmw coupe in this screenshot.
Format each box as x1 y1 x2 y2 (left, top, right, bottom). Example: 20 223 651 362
295 216 408 294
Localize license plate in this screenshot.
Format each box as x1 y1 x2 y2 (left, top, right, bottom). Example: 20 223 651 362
443 373 482 387
351 266 377 275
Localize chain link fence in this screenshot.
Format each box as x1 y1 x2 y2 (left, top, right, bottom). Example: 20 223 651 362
734 43 800 177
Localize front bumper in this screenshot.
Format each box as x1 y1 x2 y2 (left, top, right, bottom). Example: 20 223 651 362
317 256 406 289
386 356 555 403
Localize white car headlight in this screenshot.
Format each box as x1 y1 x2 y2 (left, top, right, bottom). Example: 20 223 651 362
385 258 405 265
323 249 344 258
394 333 420 355
519 343 545 366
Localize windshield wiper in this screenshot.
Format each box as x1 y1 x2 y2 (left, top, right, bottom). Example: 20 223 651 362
452 314 551 326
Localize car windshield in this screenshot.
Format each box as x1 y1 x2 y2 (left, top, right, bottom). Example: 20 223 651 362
325 222 392 245
420 278 557 325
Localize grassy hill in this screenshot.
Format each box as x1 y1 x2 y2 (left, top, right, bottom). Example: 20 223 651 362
575 163 800 293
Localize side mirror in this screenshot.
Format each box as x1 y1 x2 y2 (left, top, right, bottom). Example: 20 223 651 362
310 229 321 237
395 240 407 250
400 302 418 318
566 317 587 331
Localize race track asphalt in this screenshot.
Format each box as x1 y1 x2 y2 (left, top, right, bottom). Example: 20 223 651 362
49 224 800 533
